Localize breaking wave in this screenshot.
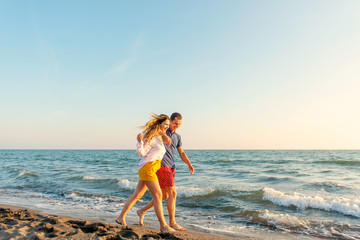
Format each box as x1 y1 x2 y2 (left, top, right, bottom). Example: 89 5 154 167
263 187 360 218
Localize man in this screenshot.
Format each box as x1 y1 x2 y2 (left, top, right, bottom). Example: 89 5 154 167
136 112 194 231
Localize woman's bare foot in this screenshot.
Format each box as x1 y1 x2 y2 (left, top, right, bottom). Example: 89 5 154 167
170 223 187 231
137 209 145 226
160 225 176 233
115 217 126 226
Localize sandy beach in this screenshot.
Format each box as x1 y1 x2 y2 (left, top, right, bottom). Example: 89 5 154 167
0 204 257 240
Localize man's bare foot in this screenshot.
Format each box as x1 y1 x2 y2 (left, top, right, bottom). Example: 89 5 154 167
160 225 176 233
170 223 187 231
115 218 126 226
137 209 145 226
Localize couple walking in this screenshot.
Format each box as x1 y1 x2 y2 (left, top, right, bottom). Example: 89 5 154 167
116 112 194 232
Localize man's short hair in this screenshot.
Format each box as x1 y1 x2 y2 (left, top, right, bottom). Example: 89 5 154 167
170 112 182 121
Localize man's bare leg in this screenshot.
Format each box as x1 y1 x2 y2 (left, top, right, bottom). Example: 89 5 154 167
167 186 186 231
144 181 174 232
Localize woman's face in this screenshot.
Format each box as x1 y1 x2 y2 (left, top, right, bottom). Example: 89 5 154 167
160 119 170 132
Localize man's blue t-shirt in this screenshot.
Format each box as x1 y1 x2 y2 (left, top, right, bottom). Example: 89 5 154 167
162 128 182 169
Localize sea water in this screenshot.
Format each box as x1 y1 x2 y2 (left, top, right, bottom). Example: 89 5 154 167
0 150 359 239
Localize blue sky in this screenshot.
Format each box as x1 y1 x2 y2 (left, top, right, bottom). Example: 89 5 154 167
1 1 359 149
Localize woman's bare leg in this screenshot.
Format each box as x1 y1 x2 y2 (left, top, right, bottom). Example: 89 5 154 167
137 199 153 226
144 181 174 232
116 181 147 225
137 188 169 225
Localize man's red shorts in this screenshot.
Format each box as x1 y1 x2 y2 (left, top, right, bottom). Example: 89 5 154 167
156 166 175 189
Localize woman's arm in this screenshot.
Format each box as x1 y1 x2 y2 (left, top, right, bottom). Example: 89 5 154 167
159 131 171 146
136 133 152 157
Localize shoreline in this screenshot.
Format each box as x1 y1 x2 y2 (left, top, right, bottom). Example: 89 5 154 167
0 203 324 240
0 204 249 240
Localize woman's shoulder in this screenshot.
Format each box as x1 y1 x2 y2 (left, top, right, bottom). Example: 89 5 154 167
154 135 163 143
148 135 162 144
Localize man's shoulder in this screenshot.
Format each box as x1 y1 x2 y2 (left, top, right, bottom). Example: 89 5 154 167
173 132 181 139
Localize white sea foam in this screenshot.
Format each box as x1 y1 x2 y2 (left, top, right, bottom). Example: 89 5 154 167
83 176 97 180
17 170 38 177
263 187 360 218
189 223 246 236
117 179 138 190
258 210 359 240
65 192 122 203
258 210 329 238
1 188 125 214
82 175 117 181
176 186 214 197
64 192 124 212
0 188 50 199
260 209 310 229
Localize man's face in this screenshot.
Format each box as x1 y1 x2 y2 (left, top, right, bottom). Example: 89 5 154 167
169 117 182 132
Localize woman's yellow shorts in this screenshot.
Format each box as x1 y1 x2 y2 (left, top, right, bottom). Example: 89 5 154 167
138 160 161 181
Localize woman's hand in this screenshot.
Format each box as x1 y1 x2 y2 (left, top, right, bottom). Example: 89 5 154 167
159 131 171 145
137 133 143 142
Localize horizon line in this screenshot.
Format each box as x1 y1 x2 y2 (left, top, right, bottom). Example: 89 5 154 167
0 148 359 151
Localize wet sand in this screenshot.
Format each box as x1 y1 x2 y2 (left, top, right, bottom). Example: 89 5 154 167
0 204 259 240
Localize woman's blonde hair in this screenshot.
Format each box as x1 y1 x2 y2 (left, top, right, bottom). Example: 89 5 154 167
141 113 170 143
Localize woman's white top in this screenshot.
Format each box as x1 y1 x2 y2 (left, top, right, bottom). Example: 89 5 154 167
136 136 166 171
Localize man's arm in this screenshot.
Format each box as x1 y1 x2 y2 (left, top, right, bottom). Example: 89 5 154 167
177 146 194 175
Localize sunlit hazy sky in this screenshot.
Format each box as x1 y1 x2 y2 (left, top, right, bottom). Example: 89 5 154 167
1 1 359 149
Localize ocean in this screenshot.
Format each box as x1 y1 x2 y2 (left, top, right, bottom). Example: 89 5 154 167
0 150 359 239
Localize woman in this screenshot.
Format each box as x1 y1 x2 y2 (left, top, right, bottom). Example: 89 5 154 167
116 113 175 233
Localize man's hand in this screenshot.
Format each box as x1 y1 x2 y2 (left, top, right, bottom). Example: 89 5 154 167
137 133 143 142
188 164 194 175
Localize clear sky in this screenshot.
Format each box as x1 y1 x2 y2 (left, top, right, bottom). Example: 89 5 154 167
1 0 359 149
